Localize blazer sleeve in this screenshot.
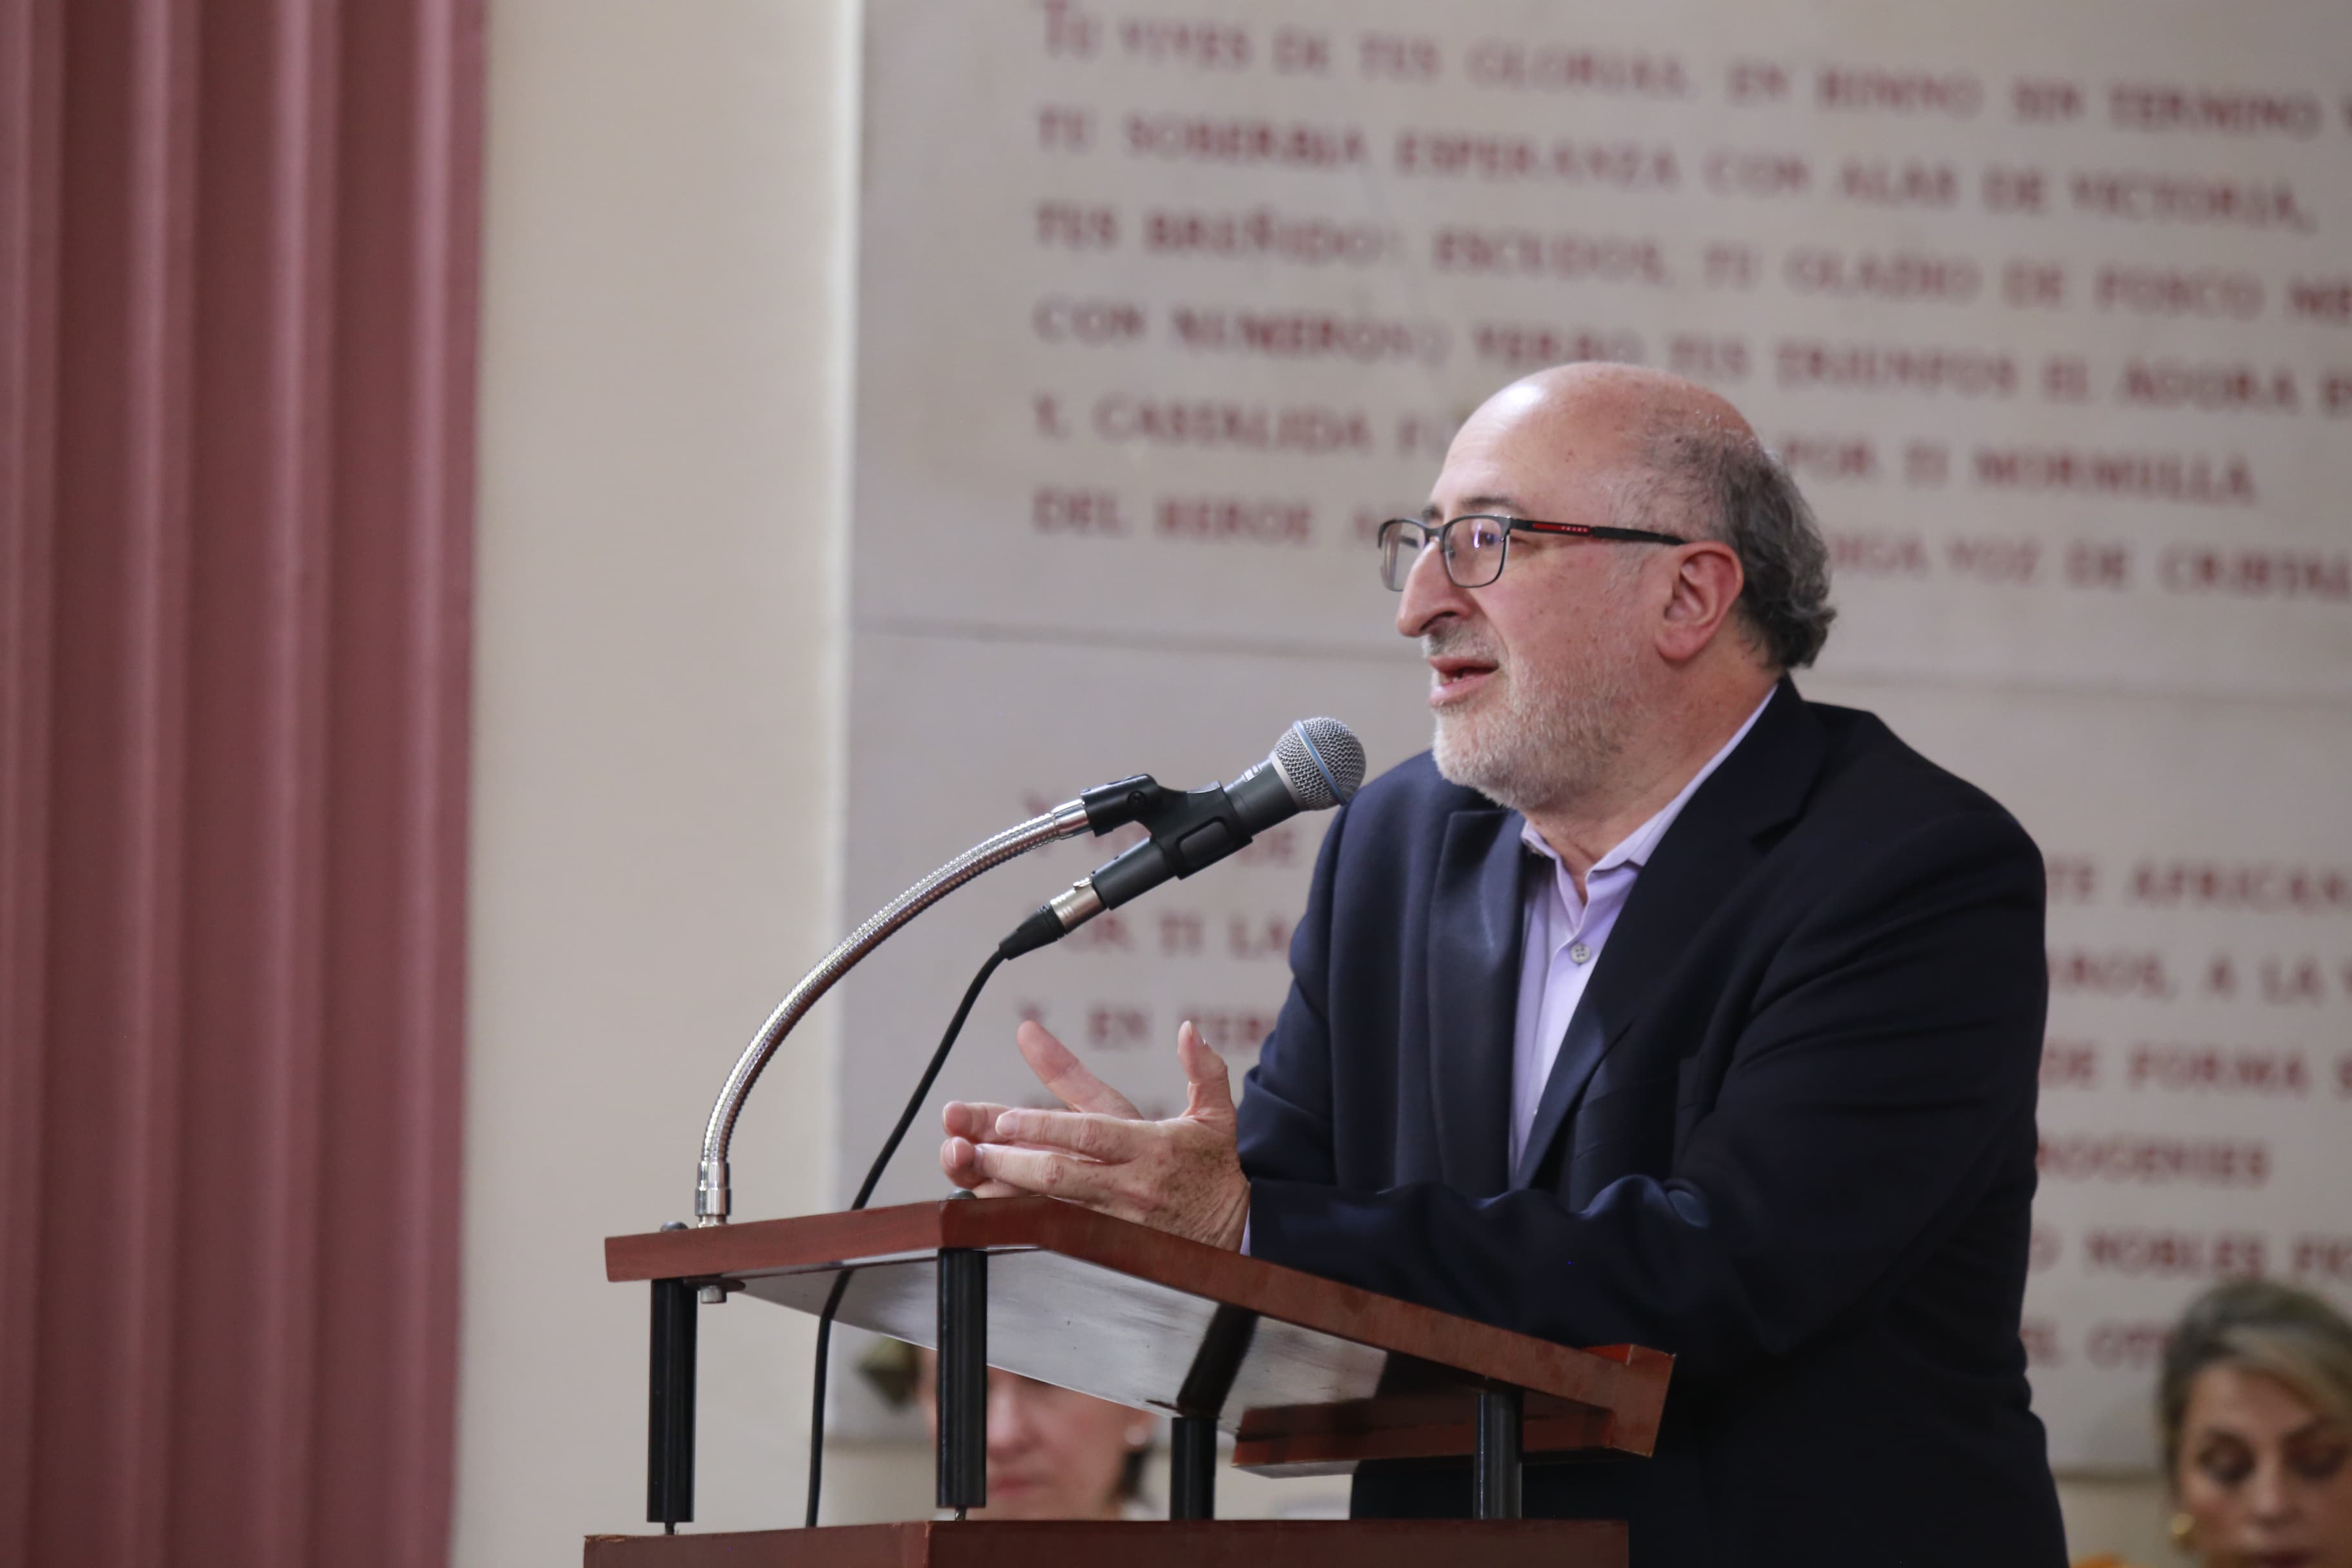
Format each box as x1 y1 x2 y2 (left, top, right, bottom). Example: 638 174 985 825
1242 806 2046 1390
1233 794 1351 1187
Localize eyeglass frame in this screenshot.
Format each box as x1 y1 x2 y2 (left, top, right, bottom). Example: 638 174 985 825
1376 513 1690 591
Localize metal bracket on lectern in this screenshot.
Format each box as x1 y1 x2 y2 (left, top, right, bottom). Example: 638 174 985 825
1168 1304 1257 1520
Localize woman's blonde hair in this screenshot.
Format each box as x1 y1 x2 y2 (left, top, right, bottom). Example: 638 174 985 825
2159 1279 2352 1482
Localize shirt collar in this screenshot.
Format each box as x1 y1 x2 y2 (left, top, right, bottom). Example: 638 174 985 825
1518 687 1778 876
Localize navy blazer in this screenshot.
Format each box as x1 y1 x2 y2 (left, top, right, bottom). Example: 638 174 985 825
1238 684 2066 1567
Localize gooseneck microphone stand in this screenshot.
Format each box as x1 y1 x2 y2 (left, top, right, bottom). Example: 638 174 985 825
645 720 1362 1535
647 786 1155 1531
692 797 1098 1237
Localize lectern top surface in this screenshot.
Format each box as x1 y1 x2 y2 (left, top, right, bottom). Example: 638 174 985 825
606 1197 1666 1456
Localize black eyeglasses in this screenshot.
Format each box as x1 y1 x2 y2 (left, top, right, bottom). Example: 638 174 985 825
1377 514 1689 591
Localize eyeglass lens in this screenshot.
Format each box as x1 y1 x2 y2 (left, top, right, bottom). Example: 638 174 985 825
1379 516 1511 591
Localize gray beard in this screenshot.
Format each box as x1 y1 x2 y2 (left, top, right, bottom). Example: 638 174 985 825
1428 631 1636 818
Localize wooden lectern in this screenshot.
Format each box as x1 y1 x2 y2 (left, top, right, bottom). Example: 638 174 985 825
598 1195 1670 1566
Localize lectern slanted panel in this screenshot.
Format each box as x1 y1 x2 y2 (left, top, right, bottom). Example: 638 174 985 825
747 1249 1390 1431
606 1197 1669 1464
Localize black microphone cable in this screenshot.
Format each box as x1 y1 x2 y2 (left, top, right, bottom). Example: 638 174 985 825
804 946 1005 1529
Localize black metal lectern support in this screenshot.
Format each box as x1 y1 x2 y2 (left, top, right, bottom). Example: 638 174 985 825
1473 1384 1524 1520
936 1246 988 1516
647 1275 698 1531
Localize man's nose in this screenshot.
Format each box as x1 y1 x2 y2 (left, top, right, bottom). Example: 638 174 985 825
1396 536 1471 638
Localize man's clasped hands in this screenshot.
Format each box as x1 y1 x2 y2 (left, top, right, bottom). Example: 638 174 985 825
937 1020 1251 1251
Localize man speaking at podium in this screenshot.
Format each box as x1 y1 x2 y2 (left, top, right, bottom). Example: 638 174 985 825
941 364 2066 1566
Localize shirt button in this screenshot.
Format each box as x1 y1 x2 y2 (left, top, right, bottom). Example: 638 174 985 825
1569 942 1592 965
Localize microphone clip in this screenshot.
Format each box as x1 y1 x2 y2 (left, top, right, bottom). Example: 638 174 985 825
1075 774 1170 835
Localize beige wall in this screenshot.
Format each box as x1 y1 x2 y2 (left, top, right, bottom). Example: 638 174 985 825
455 3 2176 1562
457 1 858 1560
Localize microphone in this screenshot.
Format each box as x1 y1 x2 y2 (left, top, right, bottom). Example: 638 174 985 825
999 718 1365 959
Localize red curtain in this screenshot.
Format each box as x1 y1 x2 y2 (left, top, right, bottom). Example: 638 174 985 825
0 1 483 1564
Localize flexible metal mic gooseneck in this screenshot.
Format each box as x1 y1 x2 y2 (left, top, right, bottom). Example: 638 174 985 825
693 799 1097 1233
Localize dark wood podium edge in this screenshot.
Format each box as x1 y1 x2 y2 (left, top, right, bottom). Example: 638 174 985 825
605 1197 1669 1456
586 1519 1630 1567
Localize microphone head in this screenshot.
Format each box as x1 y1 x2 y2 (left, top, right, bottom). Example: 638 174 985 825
1270 718 1365 810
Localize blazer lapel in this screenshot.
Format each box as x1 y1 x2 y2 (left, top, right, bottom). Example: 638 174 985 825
1510 681 1825 1191
1426 807 1527 1199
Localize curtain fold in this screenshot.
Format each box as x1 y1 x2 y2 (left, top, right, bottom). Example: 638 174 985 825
0 2 484 1565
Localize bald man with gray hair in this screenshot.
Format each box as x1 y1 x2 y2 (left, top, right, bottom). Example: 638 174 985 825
945 367 2065 1567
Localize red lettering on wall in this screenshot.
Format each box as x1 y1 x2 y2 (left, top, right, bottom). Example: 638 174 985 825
1088 1004 1152 1050
1037 106 1095 151
2289 279 2352 324
1158 911 1204 956
1034 487 1127 534
1816 66 1982 117
2126 1043 2309 1095
1776 436 1877 482
2117 361 2301 413
2130 862 2352 914
2086 1321 2172 1368
1725 60 1790 104
1143 206 1392 264
1473 322 1643 370
1035 201 1117 249
2098 266 2263 318
2159 547 2350 600
1228 914 1293 960
2003 260 2066 306
2012 79 2084 122
2293 1235 2352 1282
1667 335 1749 382
1182 1006 1282 1054
2049 948 2172 997
1170 307 1444 363
1826 530 1929 576
2041 1039 2100 1089
1093 396 1375 455
1396 133 1678 188
2108 83 2323 137
2070 171 2315 231
1974 448 2255 505
1839 159 1957 207
2045 856 2099 903
2038 1135 2269 1186
1777 339 2015 397
1433 228 1672 284
1272 27 1331 75
1034 296 1146 343
2064 541 2131 588
2081 1228 2266 1277
1125 115 1368 168
1117 17 1251 69
1355 33 1435 82
1945 536 2039 583
1703 148 1810 197
1465 42 1689 97
1785 247 1979 302
1155 497 1313 546
1981 165 2048 213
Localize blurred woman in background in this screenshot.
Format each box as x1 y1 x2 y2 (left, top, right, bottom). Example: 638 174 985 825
865 1340 1155 1520
2159 1279 2352 1567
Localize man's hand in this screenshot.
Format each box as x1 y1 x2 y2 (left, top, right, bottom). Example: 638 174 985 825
938 1019 1250 1251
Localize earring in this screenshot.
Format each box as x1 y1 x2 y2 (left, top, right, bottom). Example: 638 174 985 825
1126 1425 1150 1448
2168 1511 2197 1551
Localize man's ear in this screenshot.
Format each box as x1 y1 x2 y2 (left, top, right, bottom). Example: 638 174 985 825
1654 542 1745 663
